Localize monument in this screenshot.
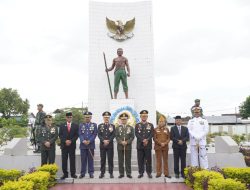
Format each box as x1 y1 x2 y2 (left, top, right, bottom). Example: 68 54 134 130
88 1 156 126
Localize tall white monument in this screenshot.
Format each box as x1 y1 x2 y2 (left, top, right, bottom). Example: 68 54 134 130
88 1 156 126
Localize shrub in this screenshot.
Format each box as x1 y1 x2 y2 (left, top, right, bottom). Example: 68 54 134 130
0 180 33 190
223 167 250 186
20 171 50 190
208 178 246 190
0 169 22 184
193 170 224 190
37 164 58 187
184 166 204 188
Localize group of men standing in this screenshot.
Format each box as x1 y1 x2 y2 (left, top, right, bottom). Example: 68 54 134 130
33 99 209 179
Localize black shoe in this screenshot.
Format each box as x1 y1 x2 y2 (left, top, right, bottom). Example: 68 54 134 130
138 174 143 178
127 175 132 178
79 174 85 179
110 174 114 178
90 174 94 178
60 175 68 180
33 150 41 153
156 175 161 178
118 175 124 178
165 175 171 178
99 173 104 178
147 173 153 178
71 174 77 179
175 174 179 178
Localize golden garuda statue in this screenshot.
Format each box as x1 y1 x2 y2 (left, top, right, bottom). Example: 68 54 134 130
106 17 135 41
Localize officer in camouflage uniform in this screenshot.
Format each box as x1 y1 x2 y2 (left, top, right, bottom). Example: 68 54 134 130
34 104 46 153
98 111 116 178
135 110 154 178
39 114 58 166
116 113 134 178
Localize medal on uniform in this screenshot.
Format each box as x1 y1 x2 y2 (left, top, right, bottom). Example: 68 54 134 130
50 127 55 134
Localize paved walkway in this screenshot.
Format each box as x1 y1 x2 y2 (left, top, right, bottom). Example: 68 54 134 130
50 183 192 190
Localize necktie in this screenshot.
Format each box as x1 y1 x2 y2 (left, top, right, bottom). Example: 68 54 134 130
67 123 71 133
178 126 181 135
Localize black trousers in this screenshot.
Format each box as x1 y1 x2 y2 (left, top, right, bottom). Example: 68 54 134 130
41 149 55 166
61 147 76 176
137 149 152 174
173 148 187 176
100 148 114 174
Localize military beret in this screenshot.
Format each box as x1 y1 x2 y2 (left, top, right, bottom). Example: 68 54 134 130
174 115 182 120
195 99 200 102
140 110 148 115
119 113 129 119
66 112 72 117
83 111 92 116
102 111 111 117
37 104 43 107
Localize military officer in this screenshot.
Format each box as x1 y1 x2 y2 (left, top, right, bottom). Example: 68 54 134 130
39 114 58 166
135 110 154 178
98 111 116 178
34 104 46 153
191 99 204 117
153 116 171 178
79 111 98 178
187 107 209 169
116 113 134 178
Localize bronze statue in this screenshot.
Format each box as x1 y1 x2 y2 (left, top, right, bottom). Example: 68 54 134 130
106 48 130 99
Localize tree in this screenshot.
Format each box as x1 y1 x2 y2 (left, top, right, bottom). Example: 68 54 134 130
0 88 30 119
239 96 250 119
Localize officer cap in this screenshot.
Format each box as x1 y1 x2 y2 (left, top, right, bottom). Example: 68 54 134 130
102 111 111 117
83 111 92 116
119 113 129 119
140 110 148 115
66 112 72 117
37 104 43 107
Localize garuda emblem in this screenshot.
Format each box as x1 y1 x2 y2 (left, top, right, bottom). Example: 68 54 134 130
106 17 135 41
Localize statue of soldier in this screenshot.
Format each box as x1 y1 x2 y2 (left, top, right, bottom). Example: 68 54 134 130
33 104 46 153
106 48 130 99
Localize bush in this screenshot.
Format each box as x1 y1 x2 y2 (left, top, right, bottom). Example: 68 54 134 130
0 180 34 190
20 171 50 190
37 164 58 187
193 170 224 190
0 169 22 184
223 167 250 186
208 178 246 190
184 166 204 188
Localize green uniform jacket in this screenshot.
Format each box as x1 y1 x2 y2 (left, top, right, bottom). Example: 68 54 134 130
116 125 134 150
39 125 58 151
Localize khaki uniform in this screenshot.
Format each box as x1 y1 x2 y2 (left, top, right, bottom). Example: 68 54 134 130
153 126 170 176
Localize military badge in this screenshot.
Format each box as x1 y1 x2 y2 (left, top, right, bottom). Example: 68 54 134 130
146 124 151 130
109 126 113 132
127 127 131 134
50 128 56 134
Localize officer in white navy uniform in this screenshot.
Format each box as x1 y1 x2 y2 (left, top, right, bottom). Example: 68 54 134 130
187 107 209 169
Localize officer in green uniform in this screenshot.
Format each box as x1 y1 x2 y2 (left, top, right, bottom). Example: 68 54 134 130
39 114 58 166
34 104 46 153
116 113 134 178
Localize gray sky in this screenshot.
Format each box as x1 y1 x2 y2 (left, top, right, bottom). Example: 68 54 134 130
0 0 249 116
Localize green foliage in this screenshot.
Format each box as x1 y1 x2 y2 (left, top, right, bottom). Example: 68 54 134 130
0 88 30 119
37 164 58 187
0 169 23 184
232 134 246 145
20 171 50 190
184 166 204 188
0 180 34 190
208 178 246 190
193 170 224 190
240 95 250 119
53 107 87 126
223 167 250 185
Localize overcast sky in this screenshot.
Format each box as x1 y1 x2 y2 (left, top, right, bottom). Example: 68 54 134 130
0 0 249 117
